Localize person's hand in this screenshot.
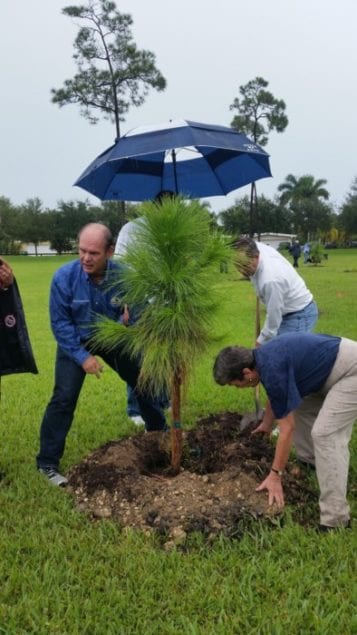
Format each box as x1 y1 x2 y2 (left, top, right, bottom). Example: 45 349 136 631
252 420 272 435
121 304 130 326
82 355 104 378
256 472 285 508
0 259 14 289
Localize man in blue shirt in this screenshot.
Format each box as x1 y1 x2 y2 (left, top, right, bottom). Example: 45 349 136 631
213 333 357 530
37 223 167 486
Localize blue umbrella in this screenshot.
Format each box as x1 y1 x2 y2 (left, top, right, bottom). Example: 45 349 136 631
74 119 272 201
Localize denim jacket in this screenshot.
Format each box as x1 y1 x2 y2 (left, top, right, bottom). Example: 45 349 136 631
49 259 124 366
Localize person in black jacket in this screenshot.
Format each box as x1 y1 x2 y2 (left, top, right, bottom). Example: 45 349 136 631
289 241 301 268
0 257 38 378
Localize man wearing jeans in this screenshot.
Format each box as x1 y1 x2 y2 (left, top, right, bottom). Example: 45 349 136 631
114 218 169 425
37 223 167 486
234 238 318 344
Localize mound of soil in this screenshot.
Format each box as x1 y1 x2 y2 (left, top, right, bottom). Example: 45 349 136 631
68 412 319 544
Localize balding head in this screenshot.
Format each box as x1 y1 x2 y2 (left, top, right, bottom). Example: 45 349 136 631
78 223 114 250
78 223 114 280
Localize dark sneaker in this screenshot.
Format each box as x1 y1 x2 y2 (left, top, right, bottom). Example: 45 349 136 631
38 467 68 487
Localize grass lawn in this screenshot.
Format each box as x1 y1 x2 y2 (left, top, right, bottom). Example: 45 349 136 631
0 250 356 634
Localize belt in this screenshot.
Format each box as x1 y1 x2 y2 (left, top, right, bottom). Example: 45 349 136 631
283 299 314 318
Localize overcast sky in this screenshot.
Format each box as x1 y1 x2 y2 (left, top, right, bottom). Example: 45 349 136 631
1 0 356 214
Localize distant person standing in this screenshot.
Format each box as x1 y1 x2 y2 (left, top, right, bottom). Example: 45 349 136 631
289 241 301 268
303 242 311 263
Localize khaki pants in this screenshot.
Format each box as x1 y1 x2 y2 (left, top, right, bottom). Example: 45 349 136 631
293 338 357 527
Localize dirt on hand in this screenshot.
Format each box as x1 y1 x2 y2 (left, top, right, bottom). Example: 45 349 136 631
67 412 319 545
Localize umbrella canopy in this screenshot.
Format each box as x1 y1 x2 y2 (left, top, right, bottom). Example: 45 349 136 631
75 119 272 201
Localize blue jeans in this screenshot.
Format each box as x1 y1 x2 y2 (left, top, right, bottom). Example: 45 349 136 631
126 384 170 416
278 300 318 335
37 345 167 469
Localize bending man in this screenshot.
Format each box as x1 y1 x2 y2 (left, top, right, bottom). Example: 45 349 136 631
213 332 356 530
234 237 318 429
37 223 167 486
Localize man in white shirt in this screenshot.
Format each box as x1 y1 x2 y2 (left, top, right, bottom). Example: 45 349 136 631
235 238 318 345
114 220 142 258
114 218 169 424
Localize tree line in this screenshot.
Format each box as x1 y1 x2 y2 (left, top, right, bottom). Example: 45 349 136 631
219 175 357 244
1 1 356 253
1 173 356 255
0 197 134 255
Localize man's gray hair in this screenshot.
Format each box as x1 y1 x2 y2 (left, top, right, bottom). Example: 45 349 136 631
233 237 259 258
213 346 255 385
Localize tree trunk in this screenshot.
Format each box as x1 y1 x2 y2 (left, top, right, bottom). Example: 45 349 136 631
170 371 183 473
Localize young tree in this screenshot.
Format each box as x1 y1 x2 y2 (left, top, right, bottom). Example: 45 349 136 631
93 197 231 472
230 77 288 236
51 0 166 139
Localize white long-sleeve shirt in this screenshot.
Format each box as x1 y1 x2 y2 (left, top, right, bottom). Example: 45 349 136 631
114 220 142 257
252 242 313 344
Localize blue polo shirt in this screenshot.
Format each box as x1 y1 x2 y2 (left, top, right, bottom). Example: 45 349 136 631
254 333 340 418
49 259 125 366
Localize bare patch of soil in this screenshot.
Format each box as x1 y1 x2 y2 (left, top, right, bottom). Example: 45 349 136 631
68 412 319 543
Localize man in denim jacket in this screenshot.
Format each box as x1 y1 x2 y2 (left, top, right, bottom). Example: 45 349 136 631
37 223 167 486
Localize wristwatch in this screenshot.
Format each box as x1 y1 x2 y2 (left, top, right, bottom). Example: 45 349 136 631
271 467 284 476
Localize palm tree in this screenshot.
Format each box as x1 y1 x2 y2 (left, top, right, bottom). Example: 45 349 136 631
278 174 330 239
93 196 231 472
278 174 329 205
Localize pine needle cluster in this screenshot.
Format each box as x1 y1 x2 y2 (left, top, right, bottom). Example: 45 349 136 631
93 196 232 396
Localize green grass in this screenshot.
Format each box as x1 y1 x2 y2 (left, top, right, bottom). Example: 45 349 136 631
0 251 356 634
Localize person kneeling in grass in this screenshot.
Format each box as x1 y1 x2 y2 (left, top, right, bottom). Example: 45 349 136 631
213 332 356 531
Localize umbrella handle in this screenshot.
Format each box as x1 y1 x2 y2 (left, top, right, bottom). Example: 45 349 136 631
255 296 261 406
171 149 179 194
255 296 261 343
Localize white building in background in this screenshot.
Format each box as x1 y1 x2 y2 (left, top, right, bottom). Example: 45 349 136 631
254 232 296 250
21 242 59 255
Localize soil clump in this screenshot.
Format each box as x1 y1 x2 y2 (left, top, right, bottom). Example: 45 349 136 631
68 412 319 543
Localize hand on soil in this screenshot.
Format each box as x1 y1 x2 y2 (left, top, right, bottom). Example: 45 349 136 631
256 473 285 509
252 421 272 435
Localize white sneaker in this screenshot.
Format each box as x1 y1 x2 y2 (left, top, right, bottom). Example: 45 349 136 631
130 415 145 426
38 467 68 487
